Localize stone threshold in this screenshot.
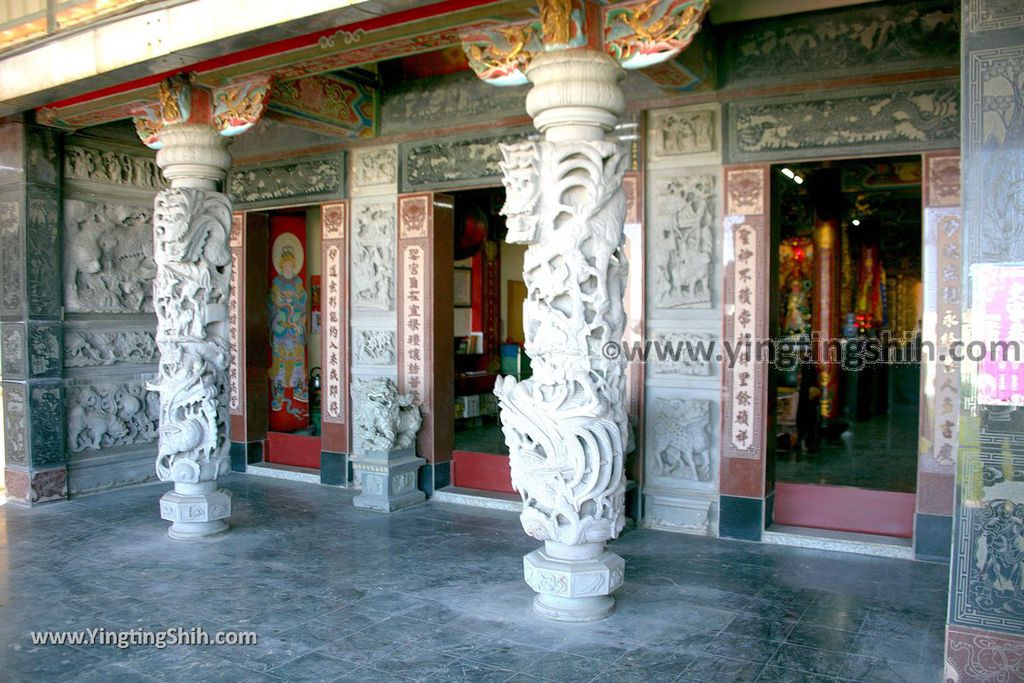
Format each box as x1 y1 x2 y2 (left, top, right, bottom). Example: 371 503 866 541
431 486 522 512
246 463 321 484
764 524 914 560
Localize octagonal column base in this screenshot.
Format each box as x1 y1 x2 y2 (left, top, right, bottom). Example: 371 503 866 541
523 544 625 622
160 481 231 540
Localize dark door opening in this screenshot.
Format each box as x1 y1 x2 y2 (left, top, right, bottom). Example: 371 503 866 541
443 187 527 493
770 156 922 537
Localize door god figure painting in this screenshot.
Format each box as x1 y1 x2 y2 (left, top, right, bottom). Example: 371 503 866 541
268 228 309 431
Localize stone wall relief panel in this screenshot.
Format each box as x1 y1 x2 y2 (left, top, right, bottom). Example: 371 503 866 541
63 328 159 368
646 325 720 387
228 153 346 210
967 0 1024 32
643 387 720 536
65 376 159 455
645 393 716 491
400 129 531 192
647 169 718 313
351 198 396 312
63 198 156 314
63 143 165 191
25 126 60 187
949 411 1024 635
647 105 718 164
3 383 27 467
67 448 159 495
29 382 64 468
381 70 528 136
1 198 23 317
725 80 961 163
723 0 959 87
351 145 398 196
353 327 397 367
2 323 26 379
27 322 62 378
966 46 1024 264
26 187 61 318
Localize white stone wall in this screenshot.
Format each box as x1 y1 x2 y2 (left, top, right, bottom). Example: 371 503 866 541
642 104 724 536
349 145 399 387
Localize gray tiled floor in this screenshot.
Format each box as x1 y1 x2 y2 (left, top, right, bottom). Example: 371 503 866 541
0 475 947 682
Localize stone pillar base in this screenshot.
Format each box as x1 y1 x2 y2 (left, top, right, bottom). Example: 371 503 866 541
159 482 231 540
523 544 625 622
351 447 425 512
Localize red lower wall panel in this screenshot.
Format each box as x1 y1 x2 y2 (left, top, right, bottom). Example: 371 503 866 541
265 432 321 470
452 451 515 494
774 482 915 538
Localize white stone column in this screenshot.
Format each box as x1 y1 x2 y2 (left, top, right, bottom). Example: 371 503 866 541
494 49 628 621
151 124 234 539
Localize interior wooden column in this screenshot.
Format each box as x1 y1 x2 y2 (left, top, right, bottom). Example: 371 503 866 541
397 192 454 493
809 168 841 425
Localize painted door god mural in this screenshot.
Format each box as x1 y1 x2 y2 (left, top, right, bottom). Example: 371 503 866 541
268 216 310 431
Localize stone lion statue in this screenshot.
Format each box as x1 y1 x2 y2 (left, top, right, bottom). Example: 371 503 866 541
351 377 422 453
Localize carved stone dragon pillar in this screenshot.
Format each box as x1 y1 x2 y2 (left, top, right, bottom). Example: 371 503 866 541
496 50 629 622
466 0 709 621
134 75 269 538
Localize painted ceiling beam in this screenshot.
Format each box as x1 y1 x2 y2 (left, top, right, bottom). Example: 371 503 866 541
29 0 536 129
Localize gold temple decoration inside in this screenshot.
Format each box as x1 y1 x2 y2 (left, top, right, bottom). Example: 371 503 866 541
538 0 573 45
157 74 192 123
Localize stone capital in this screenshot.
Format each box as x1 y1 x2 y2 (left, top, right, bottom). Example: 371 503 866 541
525 49 624 138
156 124 232 190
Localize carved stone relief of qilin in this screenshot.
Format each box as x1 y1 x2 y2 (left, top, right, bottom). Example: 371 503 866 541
650 398 713 483
67 382 160 453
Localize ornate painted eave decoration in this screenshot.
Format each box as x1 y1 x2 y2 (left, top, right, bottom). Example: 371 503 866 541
34 1 538 131
604 0 709 70
461 0 587 86
129 74 271 150
460 0 709 86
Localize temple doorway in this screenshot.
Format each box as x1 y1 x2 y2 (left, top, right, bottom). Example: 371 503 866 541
445 187 524 494
769 156 922 538
256 207 324 471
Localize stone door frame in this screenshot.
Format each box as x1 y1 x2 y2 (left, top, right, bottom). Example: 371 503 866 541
718 151 961 560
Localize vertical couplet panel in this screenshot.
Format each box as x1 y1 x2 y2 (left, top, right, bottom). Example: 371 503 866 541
320 201 351 455
719 164 772 540
397 193 454 477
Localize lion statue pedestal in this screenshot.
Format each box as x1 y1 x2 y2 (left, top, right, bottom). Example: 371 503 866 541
350 377 425 512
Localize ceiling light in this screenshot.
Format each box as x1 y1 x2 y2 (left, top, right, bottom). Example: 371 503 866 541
793 175 804 185
781 168 795 179
852 219 861 226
